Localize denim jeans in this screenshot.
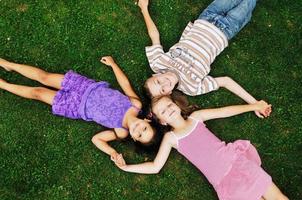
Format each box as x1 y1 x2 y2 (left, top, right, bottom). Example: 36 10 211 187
198 0 256 40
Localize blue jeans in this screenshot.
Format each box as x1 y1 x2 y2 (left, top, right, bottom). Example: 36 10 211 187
198 0 256 40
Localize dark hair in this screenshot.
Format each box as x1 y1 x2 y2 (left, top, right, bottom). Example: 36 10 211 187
134 119 169 153
136 101 169 147
112 101 156 142
143 79 152 98
170 90 199 118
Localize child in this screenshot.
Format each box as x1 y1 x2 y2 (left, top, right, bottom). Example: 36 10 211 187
138 0 265 118
116 96 288 200
0 57 155 165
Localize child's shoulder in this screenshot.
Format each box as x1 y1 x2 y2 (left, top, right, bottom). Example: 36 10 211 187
114 128 129 139
162 131 178 148
129 97 142 109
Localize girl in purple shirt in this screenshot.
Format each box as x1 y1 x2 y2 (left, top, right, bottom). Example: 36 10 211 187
0 56 155 165
116 96 288 200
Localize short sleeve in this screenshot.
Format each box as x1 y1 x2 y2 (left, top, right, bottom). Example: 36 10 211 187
145 44 165 73
176 75 219 96
180 22 193 41
199 75 219 94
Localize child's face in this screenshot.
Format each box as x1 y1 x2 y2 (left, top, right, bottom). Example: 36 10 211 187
152 97 181 125
129 119 154 144
145 73 176 97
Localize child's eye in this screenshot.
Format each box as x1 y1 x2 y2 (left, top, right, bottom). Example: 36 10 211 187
144 127 147 131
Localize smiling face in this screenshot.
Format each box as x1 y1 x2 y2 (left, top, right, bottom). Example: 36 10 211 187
152 96 181 125
145 73 177 97
129 119 155 144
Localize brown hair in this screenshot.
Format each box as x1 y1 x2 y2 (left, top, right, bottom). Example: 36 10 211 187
134 119 168 152
144 79 153 98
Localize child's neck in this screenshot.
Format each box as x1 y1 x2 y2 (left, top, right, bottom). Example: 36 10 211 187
125 114 136 129
170 116 188 131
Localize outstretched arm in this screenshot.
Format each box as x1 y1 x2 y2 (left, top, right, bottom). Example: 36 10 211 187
100 56 140 100
92 128 128 166
191 100 272 122
138 0 161 45
215 76 265 118
117 132 175 174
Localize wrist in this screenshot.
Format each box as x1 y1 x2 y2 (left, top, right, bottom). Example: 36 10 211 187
251 103 259 111
248 98 258 104
110 63 118 68
109 150 118 156
141 7 148 14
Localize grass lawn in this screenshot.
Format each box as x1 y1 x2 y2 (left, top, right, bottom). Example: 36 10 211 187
0 0 301 199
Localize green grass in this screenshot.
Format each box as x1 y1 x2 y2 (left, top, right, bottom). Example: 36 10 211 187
0 0 301 199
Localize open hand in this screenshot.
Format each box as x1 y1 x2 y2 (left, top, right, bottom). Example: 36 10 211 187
100 56 116 67
137 0 149 10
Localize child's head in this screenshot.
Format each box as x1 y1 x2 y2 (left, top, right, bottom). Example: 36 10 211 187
152 96 182 125
151 93 199 125
128 118 155 145
144 72 178 98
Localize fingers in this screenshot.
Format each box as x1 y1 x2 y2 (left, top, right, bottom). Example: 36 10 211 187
100 57 107 64
255 111 264 119
257 105 272 118
111 153 126 167
110 153 118 162
255 100 273 118
264 105 272 117
137 0 148 8
265 106 272 117
116 159 126 167
100 56 114 66
116 154 126 166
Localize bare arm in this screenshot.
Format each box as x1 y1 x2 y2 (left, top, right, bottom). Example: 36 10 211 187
215 76 257 104
100 56 140 100
117 132 175 174
91 128 128 164
215 76 266 118
138 0 161 45
191 100 272 122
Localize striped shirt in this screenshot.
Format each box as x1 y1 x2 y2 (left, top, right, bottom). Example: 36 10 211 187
145 19 228 96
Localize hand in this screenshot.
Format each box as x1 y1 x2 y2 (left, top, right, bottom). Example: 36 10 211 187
0 58 12 71
110 152 126 167
254 100 272 118
254 110 264 118
137 0 149 10
100 56 116 67
115 162 127 171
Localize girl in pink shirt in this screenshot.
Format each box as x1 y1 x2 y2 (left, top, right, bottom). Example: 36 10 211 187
116 96 288 200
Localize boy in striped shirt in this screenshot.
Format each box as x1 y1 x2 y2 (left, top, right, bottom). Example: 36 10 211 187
138 0 268 118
